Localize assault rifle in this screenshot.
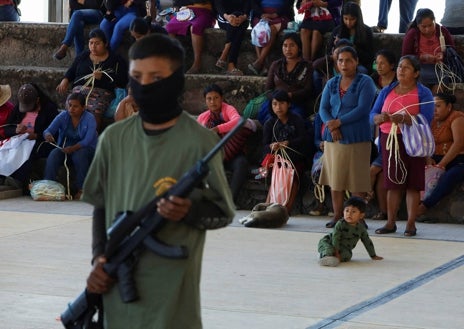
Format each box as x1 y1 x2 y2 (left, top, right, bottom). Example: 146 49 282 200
60 118 246 329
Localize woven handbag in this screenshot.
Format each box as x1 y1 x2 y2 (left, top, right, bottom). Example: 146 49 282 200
400 113 435 157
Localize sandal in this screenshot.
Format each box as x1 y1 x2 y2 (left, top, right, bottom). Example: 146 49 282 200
247 63 261 75
371 212 387 220
404 229 417 237
371 26 385 33
215 59 227 69
226 68 243 76
375 224 397 234
325 218 340 228
365 190 375 203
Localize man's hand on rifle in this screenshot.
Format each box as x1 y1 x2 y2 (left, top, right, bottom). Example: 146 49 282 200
87 256 115 294
156 196 192 222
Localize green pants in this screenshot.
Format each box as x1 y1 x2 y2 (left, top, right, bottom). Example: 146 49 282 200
318 235 353 262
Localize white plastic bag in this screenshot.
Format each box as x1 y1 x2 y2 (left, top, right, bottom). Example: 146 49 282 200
0 133 35 176
251 19 271 47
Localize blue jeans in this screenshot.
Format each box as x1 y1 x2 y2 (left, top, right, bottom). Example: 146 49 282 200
377 0 418 33
399 0 418 33
100 6 138 52
62 9 104 56
422 155 464 208
0 4 19 21
377 0 392 29
44 147 95 190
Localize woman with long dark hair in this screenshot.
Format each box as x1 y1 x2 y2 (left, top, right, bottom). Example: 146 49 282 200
328 1 373 74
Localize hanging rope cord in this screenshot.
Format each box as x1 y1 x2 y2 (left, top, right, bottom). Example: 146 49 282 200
434 27 461 92
384 94 435 184
37 137 73 200
270 118 304 183
74 63 115 106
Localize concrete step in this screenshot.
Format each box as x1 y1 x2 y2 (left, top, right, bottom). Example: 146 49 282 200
0 185 23 200
0 65 267 114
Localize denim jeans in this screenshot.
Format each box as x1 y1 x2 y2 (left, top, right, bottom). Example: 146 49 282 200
376 0 418 33
100 6 138 52
422 155 464 208
0 4 19 21
399 0 419 33
44 147 95 190
62 9 104 56
377 0 392 29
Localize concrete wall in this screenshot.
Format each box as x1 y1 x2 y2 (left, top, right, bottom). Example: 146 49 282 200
1 22 463 222
2 22 464 113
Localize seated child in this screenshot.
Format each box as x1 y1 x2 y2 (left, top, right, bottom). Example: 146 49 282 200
317 196 383 267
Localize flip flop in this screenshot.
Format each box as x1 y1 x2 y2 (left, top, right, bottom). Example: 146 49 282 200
215 59 226 69
226 68 243 76
247 63 260 75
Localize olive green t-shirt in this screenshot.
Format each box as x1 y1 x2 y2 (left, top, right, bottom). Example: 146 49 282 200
83 112 235 329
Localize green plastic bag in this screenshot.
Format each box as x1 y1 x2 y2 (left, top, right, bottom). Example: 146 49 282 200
243 90 271 119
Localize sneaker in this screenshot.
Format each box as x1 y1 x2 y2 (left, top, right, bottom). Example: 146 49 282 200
318 256 340 267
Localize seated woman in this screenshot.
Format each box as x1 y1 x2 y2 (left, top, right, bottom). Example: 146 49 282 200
418 93 464 217
297 0 342 61
371 48 397 91
402 8 455 91
328 1 373 74
312 37 352 98
165 0 215 74
260 32 313 125
262 89 309 212
114 87 138 122
56 28 128 132
213 0 250 76
196 84 251 205
248 0 295 76
3 83 59 191
129 16 151 42
100 0 147 52
43 92 98 200
53 0 106 60
0 84 14 140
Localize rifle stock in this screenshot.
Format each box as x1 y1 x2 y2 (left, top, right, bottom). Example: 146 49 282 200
61 118 246 329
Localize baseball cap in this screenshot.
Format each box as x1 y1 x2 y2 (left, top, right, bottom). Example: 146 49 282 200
18 84 39 113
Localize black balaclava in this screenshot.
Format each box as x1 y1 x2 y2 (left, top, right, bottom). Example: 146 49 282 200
129 67 184 124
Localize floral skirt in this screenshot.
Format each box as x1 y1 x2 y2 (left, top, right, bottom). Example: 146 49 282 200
72 85 114 116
